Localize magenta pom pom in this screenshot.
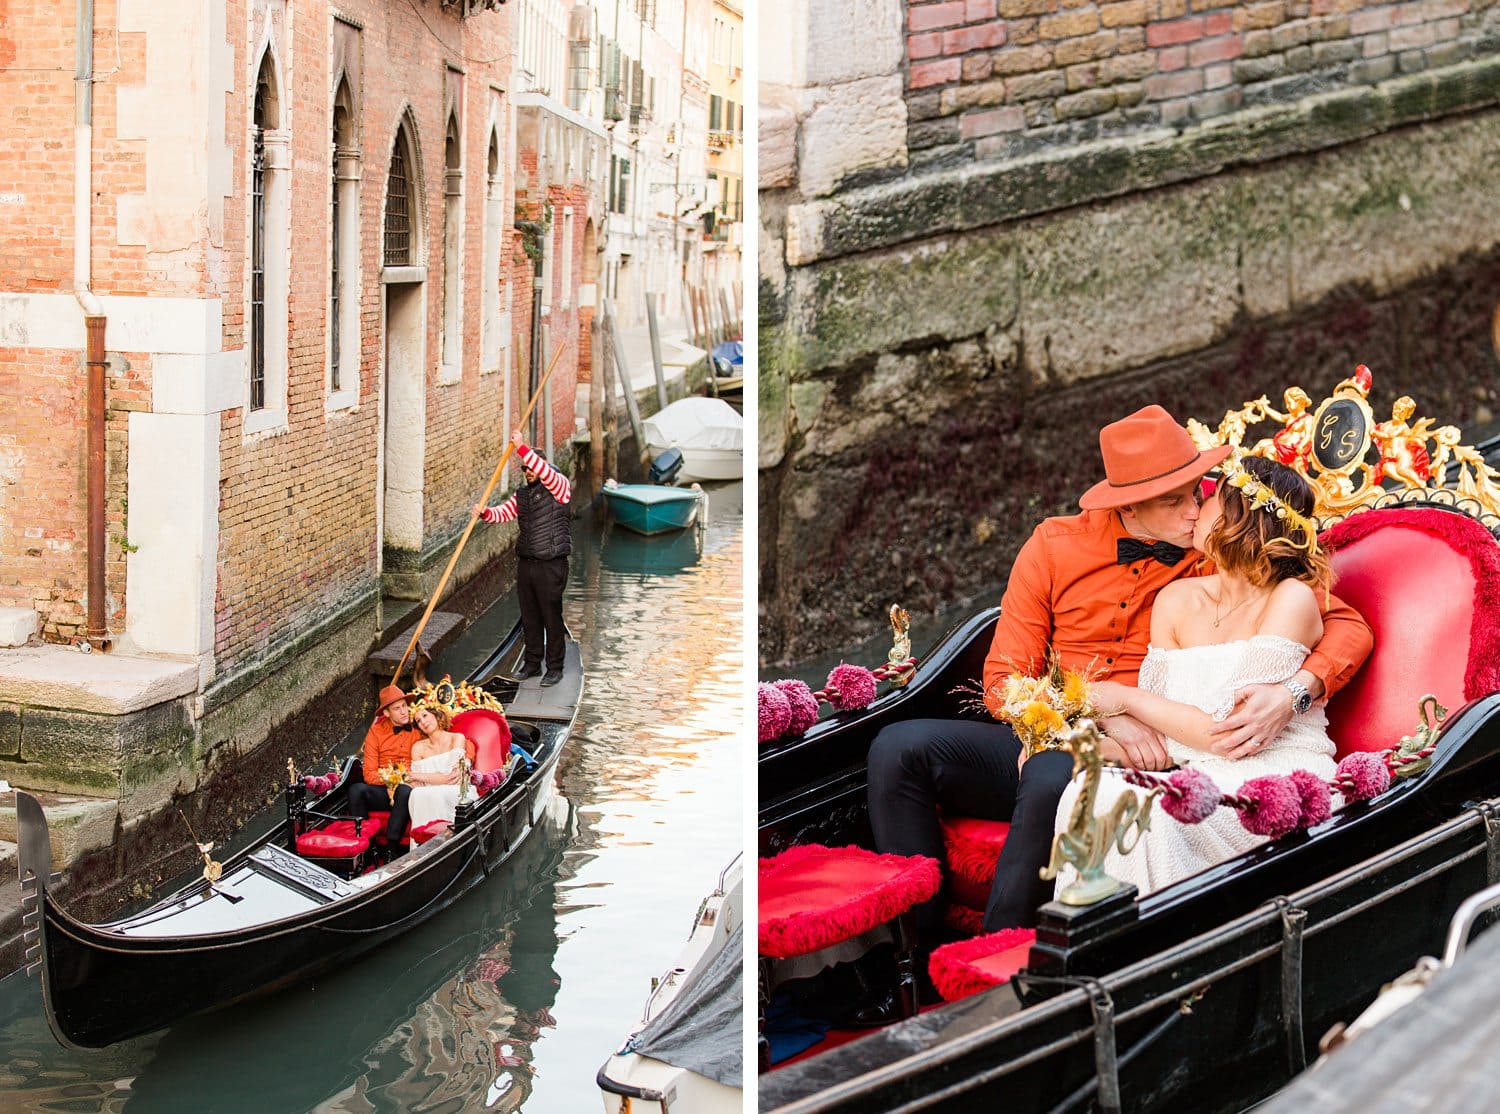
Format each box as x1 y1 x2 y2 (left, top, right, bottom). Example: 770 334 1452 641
1288 768 1332 829
1161 767 1222 824
827 663 878 712
775 679 820 735
303 772 338 796
470 769 505 794
1335 752 1391 801
1238 775 1303 839
759 682 791 742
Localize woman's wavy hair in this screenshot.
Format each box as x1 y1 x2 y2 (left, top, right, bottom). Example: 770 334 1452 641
1205 456 1332 591
417 704 452 731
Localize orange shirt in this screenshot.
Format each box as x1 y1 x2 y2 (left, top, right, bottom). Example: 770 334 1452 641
362 717 416 785
982 509 1372 718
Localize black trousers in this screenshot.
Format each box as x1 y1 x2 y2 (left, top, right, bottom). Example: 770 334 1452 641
867 718 1075 936
349 781 412 843
517 556 568 671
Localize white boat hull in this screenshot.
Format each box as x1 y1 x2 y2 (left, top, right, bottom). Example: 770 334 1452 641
598 855 743 1112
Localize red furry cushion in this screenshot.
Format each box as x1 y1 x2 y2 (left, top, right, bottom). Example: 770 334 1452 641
942 903 985 936
297 820 375 857
929 928 1036 1001
410 820 449 844
940 816 1010 908
1322 508 1500 756
758 844 942 960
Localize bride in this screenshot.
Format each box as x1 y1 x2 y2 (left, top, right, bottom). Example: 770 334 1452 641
406 705 478 831
1057 454 1338 897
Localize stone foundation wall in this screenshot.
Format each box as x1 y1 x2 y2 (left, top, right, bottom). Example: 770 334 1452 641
759 80 1500 664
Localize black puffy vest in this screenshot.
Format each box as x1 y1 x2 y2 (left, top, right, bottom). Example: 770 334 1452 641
516 480 571 560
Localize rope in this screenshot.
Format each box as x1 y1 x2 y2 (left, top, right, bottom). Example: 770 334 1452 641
391 341 569 685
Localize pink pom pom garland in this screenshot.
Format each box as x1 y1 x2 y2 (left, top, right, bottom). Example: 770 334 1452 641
303 772 339 796
1289 768 1332 829
825 663 878 712
1159 768 1221 824
758 682 791 743
1334 751 1391 801
758 654 918 743
775 679 820 735
1234 775 1303 839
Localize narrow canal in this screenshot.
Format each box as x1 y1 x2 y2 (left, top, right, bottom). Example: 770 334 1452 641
0 481 745 1112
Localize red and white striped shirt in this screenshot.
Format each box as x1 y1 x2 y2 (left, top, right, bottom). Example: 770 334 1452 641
479 444 572 523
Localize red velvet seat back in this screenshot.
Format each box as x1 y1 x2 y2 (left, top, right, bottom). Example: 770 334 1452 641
452 708 511 772
1322 508 1500 758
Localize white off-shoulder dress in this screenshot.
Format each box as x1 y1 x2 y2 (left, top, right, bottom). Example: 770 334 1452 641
407 746 466 830
1053 634 1337 899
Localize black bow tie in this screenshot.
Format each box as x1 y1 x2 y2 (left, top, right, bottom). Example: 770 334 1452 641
1116 537 1187 566
393 723 413 734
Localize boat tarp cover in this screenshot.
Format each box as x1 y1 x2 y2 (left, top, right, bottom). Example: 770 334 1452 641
1262 920 1500 1112
644 397 743 454
628 924 743 1089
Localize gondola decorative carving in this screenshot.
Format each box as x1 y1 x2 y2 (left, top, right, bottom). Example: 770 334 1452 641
1041 719 1159 905
1390 696 1447 780
887 605 914 689
1188 365 1500 532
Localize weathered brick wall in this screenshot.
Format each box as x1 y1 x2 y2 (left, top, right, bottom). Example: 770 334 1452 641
903 0 1499 171
213 1 527 674
0 0 170 640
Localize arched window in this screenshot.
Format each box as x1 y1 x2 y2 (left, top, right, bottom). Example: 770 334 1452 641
329 78 359 405
440 112 463 381
250 55 276 410
247 46 289 431
385 132 413 267
481 129 505 376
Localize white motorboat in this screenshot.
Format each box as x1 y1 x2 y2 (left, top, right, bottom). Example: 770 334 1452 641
644 397 743 482
597 854 743 1113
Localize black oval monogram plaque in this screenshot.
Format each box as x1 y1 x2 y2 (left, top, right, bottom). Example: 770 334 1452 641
1312 398 1369 472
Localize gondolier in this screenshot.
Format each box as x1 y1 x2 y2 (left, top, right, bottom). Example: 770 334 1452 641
476 429 572 687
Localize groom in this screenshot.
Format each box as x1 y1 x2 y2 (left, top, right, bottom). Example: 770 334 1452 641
866 405 1373 953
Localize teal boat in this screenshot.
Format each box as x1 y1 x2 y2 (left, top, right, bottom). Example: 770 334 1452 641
601 481 705 536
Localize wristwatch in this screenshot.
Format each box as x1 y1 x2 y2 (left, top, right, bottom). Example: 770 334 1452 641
1282 678 1313 716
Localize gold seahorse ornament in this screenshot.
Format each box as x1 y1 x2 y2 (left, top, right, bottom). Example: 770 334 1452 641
1040 720 1160 905
887 604 913 688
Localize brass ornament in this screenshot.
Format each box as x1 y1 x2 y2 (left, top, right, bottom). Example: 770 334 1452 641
1040 719 1160 905
1190 366 1500 531
1392 694 1447 781
887 604 913 688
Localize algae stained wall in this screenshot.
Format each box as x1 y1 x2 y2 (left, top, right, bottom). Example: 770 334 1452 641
760 46 1500 666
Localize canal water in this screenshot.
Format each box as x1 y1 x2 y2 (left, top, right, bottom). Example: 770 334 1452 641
0 481 745 1113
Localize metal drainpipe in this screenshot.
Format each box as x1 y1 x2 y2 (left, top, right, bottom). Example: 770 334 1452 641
77 0 109 650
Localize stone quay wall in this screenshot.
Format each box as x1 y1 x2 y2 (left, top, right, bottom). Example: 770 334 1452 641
760 0 1500 666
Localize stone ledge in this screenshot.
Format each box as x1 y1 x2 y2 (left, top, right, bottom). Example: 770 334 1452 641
785 55 1500 267
0 793 118 872
0 644 196 715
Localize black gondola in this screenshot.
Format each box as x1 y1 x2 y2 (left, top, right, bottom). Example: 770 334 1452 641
16 620 582 1051
759 414 1500 1111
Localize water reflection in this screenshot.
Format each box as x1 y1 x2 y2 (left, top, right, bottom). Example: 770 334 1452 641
0 481 743 1113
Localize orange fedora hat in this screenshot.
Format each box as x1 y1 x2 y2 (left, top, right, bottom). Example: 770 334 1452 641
1078 404 1233 510
376 684 411 714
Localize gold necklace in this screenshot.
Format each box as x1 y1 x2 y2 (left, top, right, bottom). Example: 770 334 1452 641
1211 590 1260 628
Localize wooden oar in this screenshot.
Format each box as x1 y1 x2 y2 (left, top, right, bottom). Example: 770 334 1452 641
390 342 569 686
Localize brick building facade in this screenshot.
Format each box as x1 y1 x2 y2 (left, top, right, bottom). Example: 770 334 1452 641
0 0 589 693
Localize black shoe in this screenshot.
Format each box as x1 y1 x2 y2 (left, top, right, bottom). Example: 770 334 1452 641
510 663 542 681
847 977 942 1027
540 668 564 688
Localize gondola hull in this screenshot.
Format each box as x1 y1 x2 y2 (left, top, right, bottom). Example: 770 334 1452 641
18 622 581 1050
759 604 1500 1112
